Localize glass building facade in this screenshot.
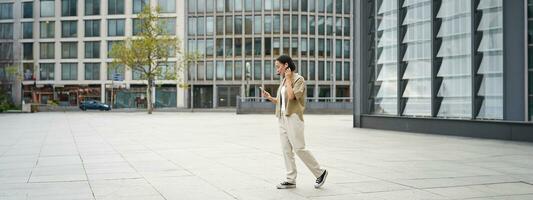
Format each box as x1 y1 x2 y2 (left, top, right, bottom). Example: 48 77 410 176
355 0 533 141
367 0 503 120
186 0 353 108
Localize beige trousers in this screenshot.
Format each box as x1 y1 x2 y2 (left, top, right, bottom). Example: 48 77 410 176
279 114 323 184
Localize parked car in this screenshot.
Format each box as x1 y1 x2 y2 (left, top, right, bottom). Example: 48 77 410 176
79 101 111 111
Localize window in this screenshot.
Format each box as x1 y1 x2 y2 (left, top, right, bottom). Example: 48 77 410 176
40 22 55 38
265 0 272 10
273 38 281 56
264 37 271 56
85 63 100 80
225 0 233 12
23 64 34 80
216 39 224 56
344 17 350 36
340 40 348 59
300 61 307 79
254 15 262 34
476 0 503 119
283 0 290 10
216 61 224 80
23 2 33 18
309 61 315 80
206 39 214 57
245 16 253 34
133 65 147 80
133 0 148 14
0 3 13 19
301 16 308 34
207 17 214 35
62 21 77 38
326 0 333 13
264 60 272 80
216 16 223 35
318 16 325 35
40 63 55 80
217 0 224 12
225 38 233 57
158 62 175 80
107 41 123 58
344 0 350 14
235 61 242 79
23 43 33 60
108 19 125 36
225 16 233 34
85 0 100 15
40 0 55 17
273 15 281 34
85 20 100 37
436 0 472 118
206 0 214 12
225 61 233 80
254 0 262 11
300 38 307 56
254 38 262 56
234 0 242 11
245 38 252 56
309 16 316 34
273 0 280 10
292 0 298 11
336 17 342 35
253 61 261 80
107 63 125 80
291 15 298 34
23 22 33 39
283 37 289 55
308 0 315 11
343 62 349 81
336 40 342 58
132 19 141 35
197 39 205 55
160 18 176 35
318 38 324 57
283 15 290 34
309 38 315 56
158 0 175 13
0 43 13 60
189 0 196 13
318 0 325 12
85 42 100 58
371 0 399 115
335 0 342 14
336 61 342 80
61 0 77 16
0 23 13 39
264 15 272 33
188 17 196 36
206 62 214 80
61 42 78 59
62 63 78 80
326 17 333 35
291 38 298 57
108 0 125 14
245 0 253 12
318 61 325 80
233 38 241 56
40 42 55 59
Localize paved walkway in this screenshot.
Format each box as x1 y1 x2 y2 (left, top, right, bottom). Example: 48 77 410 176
1 112 533 200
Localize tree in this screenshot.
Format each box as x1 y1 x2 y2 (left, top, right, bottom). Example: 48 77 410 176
108 6 199 114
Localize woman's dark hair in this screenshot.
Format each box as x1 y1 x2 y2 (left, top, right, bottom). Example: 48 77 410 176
276 55 296 71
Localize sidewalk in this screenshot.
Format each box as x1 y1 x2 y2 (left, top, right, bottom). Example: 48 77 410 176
0 112 532 200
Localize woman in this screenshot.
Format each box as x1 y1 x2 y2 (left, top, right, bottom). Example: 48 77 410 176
262 55 328 189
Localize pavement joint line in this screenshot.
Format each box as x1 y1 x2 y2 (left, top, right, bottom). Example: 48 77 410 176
25 122 51 184
458 192 533 200
66 113 97 200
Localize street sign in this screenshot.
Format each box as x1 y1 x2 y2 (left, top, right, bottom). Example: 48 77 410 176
112 73 123 81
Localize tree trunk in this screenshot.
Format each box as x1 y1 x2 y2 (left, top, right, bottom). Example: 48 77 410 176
147 78 153 114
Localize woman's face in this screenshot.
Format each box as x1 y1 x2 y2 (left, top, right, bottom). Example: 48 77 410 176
275 61 288 76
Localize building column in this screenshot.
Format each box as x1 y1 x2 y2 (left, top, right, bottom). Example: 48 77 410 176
101 83 105 103
503 0 527 121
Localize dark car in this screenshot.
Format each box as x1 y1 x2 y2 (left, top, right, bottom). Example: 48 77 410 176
79 100 111 111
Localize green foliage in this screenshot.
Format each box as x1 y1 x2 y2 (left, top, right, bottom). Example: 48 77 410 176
0 89 16 112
